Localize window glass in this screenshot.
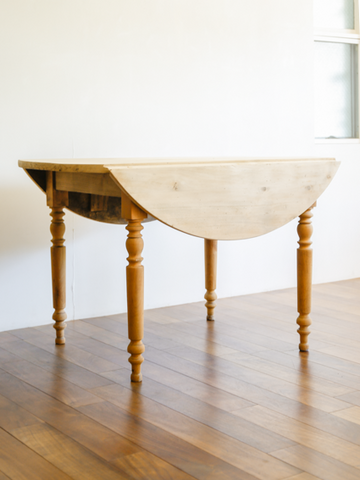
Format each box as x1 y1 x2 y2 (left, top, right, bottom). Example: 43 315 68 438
314 0 354 30
314 41 358 138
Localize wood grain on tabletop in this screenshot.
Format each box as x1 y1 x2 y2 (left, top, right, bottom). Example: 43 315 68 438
20 157 339 240
109 158 338 240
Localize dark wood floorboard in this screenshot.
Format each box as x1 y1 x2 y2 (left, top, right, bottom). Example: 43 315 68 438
0 426 73 480
0 278 359 479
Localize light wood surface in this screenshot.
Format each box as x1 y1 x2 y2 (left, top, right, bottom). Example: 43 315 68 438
20 157 338 240
56 172 122 197
109 158 338 240
1 279 360 480
18 156 337 171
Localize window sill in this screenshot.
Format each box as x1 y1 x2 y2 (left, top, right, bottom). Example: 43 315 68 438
315 138 360 144
314 33 360 44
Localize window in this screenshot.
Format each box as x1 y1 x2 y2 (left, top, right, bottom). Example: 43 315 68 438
314 0 359 140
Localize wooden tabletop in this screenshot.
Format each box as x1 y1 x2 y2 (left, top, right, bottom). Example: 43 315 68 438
19 157 339 240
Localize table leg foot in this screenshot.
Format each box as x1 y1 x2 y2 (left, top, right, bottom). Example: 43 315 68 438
128 340 145 382
204 239 217 321
296 204 315 352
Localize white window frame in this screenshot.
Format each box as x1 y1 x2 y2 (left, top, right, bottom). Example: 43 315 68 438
314 0 360 143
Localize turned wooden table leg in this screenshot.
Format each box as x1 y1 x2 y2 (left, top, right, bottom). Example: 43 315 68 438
122 194 147 382
125 219 145 382
50 207 67 344
296 204 315 352
46 172 68 345
204 239 217 321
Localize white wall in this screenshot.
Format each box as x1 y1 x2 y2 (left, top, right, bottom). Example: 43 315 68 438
1 0 358 332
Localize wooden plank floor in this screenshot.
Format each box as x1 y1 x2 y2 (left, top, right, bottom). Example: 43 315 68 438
0 279 360 479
